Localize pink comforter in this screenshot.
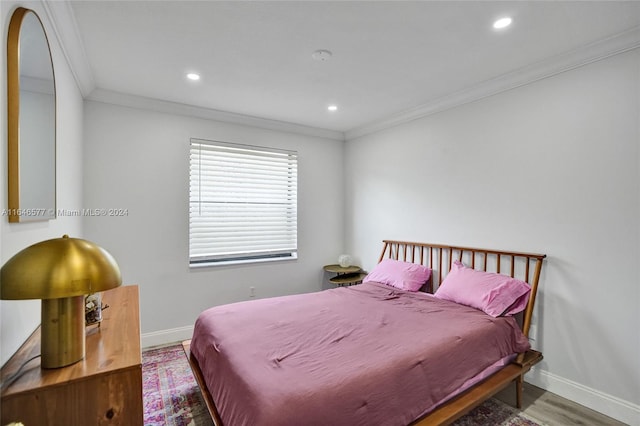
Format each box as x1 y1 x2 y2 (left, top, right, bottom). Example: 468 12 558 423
191 282 530 426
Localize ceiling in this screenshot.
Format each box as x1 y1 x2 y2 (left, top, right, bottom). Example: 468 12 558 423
67 1 640 137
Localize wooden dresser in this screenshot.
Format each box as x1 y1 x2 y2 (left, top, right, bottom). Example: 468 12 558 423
1 285 142 425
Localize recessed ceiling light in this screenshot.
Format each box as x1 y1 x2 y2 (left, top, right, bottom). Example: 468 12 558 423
186 73 200 81
328 105 338 112
493 17 512 30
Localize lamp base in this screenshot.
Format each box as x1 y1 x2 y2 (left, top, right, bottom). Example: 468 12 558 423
41 296 85 368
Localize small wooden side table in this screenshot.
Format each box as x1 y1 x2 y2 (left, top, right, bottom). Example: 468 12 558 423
323 264 367 286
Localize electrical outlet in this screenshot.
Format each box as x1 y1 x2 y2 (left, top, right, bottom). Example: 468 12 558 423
249 286 256 298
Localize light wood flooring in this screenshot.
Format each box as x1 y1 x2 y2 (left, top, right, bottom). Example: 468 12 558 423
495 382 627 426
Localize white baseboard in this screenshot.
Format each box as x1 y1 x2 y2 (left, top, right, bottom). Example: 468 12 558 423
141 325 194 349
527 367 640 426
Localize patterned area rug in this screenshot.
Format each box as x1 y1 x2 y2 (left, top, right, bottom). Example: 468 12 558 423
452 398 541 426
143 345 213 426
142 344 541 426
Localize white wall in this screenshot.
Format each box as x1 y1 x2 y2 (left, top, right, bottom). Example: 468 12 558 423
82 101 344 345
345 49 640 424
0 0 84 365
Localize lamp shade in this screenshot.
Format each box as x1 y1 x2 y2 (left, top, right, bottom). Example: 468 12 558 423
0 235 121 300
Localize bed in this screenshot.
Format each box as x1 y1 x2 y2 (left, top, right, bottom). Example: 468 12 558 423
184 240 546 425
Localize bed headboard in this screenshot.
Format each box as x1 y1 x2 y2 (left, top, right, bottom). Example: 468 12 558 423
378 240 546 338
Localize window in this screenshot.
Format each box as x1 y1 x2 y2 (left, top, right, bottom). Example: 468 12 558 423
189 138 298 266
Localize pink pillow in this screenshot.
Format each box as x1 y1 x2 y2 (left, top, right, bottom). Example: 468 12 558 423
364 259 432 292
434 260 531 317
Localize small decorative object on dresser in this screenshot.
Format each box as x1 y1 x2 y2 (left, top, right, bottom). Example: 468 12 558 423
85 292 109 326
323 263 368 286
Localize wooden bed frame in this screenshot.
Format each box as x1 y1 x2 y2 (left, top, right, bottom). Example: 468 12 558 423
183 240 546 426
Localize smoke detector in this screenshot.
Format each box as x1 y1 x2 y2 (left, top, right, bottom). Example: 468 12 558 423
312 49 333 61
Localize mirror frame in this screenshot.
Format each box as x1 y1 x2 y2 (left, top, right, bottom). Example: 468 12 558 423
7 7 57 223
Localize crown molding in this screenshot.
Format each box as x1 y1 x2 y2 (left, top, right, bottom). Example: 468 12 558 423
87 89 345 141
345 26 640 141
40 2 342 141
42 0 638 143
40 0 95 96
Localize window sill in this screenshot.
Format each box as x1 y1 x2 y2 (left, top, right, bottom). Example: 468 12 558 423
189 254 298 269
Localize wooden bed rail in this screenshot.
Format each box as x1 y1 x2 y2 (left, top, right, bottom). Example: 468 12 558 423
378 240 546 338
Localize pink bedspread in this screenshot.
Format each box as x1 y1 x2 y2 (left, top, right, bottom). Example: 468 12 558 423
191 282 530 426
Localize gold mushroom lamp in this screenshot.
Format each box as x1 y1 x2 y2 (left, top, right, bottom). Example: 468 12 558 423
0 235 121 368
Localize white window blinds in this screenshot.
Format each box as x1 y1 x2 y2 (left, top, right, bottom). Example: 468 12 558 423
189 138 298 265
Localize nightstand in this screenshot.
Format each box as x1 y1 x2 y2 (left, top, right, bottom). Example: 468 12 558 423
323 264 367 286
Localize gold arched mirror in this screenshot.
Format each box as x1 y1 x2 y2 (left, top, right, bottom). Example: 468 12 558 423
7 7 56 223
